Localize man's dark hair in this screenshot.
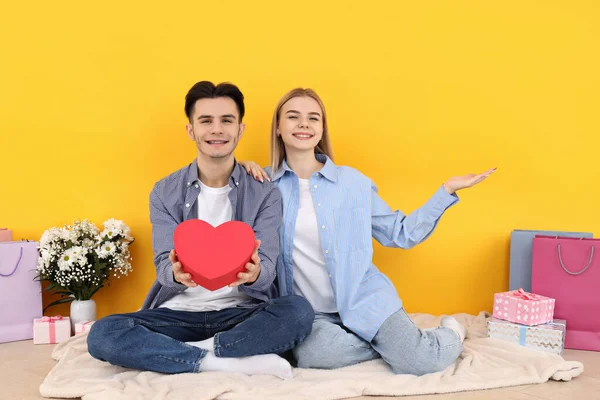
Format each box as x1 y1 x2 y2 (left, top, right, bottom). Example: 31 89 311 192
184 81 245 122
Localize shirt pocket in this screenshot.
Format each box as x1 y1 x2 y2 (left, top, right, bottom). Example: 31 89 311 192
332 207 371 253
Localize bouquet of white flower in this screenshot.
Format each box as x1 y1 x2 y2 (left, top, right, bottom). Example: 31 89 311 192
36 219 134 311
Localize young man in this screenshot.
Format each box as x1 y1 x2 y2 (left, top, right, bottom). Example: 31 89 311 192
88 81 314 379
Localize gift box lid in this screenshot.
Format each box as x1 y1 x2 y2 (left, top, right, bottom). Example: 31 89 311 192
75 320 95 326
34 316 70 323
489 317 566 332
495 288 554 302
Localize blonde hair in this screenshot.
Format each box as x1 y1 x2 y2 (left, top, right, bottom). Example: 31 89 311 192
270 88 334 173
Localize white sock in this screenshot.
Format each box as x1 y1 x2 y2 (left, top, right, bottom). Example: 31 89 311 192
187 337 215 352
198 352 293 380
441 316 466 343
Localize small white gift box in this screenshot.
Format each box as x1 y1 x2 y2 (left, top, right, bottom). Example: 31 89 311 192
75 320 95 334
33 316 71 344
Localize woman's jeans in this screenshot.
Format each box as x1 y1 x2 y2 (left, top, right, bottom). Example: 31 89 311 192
293 308 463 375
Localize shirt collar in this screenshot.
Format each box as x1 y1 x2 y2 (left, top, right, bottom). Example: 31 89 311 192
271 153 338 183
186 158 244 188
315 153 338 182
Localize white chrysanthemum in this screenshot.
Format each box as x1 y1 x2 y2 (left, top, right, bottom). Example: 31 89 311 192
75 219 100 235
69 229 80 243
39 249 54 270
40 227 70 247
95 242 117 259
101 218 131 240
57 228 71 241
57 246 88 271
101 224 119 239
39 229 53 247
82 238 96 249
121 226 132 241
57 254 74 271
69 220 99 245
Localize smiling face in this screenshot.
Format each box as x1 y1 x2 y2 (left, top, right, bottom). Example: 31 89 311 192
277 96 324 155
186 97 245 160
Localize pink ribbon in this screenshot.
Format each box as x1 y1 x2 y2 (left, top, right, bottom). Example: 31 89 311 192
511 288 541 301
76 321 93 334
41 316 63 343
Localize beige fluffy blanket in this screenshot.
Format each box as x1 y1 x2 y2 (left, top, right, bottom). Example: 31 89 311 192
39 311 583 400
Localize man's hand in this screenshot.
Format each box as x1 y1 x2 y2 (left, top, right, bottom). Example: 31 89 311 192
229 240 262 287
443 167 496 194
170 249 197 287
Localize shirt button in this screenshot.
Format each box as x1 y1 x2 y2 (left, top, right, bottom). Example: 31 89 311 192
194 184 199 188
321 225 325 229
187 182 191 186
317 203 321 207
313 185 318 189
235 181 239 186
185 203 190 208
328 274 332 278
325 250 329 254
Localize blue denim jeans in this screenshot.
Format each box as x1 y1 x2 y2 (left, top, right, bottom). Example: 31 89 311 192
87 295 314 374
293 308 463 375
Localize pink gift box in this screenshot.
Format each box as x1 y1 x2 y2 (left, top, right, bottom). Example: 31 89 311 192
33 316 71 344
493 288 555 326
0 228 12 242
75 320 95 334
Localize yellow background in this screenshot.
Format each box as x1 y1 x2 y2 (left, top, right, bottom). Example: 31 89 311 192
1 1 598 319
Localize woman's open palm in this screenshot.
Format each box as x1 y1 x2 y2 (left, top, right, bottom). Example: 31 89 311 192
444 168 496 194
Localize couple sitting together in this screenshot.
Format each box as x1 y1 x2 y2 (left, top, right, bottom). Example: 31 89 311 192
87 80 494 379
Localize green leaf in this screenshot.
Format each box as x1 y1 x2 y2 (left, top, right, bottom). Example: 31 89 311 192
51 291 73 297
43 297 74 313
88 285 104 298
42 283 59 292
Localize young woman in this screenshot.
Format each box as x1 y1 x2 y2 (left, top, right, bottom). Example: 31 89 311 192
241 88 494 375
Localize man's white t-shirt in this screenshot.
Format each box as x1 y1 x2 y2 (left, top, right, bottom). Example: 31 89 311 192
159 181 252 312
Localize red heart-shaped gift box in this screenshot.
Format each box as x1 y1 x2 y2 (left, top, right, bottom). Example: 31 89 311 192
173 219 256 290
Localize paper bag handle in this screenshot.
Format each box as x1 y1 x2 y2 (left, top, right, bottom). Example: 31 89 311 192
557 244 594 275
0 246 24 277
